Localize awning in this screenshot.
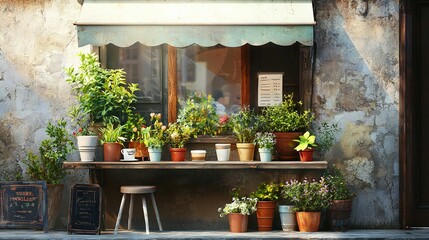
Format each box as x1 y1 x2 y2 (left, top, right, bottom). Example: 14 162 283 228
76 0 315 48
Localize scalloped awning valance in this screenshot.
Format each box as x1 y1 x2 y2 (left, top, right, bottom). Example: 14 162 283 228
75 0 315 48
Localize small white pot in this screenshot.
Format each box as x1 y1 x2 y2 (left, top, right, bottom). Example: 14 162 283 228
215 144 231 161
148 147 162 162
259 148 273 162
191 150 206 161
77 136 98 162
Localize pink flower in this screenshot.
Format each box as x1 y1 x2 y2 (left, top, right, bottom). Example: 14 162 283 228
219 115 229 124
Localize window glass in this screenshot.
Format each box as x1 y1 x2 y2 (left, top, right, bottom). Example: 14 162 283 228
176 45 242 115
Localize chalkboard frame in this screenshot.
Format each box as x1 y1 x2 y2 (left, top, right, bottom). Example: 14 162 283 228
0 181 48 233
68 184 101 235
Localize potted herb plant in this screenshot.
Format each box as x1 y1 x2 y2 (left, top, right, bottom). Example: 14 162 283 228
282 178 331 232
23 119 75 229
218 195 258 233
254 132 276 162
166 122 192 161
250 182 282 231
260 94 313 160
124 113 148 160
142 113 167 162
230 106 260 161
69 105 98 162
293 131 318 161
324 166 354 231
99 123 125 162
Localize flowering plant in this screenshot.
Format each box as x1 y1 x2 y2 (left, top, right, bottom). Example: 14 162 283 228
282 178 331 212
218 196 258 217
166 122 192 148
217 115 231 134
142 113 167 148
254 132 276 149
123 113 146 143
230 106 260 143
72 126 95 137
250 182 282 201
324 166 354 200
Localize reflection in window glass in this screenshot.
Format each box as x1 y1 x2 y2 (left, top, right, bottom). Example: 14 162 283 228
177 45 242 115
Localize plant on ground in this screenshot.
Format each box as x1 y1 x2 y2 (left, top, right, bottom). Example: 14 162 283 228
282 178 331 212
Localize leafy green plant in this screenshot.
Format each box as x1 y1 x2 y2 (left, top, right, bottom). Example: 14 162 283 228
254 132 276 149
316 122 339 153
282 178 331 212
250 182 282 201
123 113 146 143
324 166 354 200
218 196 258 217
166 122 192 148
230 106 260 143
99 123 126 144
293 131 317 151
142 113 167 148
66 52 139 125
23 119 75 185
261 94 313 132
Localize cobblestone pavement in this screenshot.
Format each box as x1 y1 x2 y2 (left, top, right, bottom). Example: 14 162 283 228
0 229 429 239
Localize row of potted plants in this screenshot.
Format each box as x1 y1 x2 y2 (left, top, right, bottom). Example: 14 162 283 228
218 166 354 233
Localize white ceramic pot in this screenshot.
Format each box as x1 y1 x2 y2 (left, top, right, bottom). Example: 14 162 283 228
191 150 206 161
77 136 98 162
259 148 273 162
279 205 297 231
148 147 162 162
215 144 231 161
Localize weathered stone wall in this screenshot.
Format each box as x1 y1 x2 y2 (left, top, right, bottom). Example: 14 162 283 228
0 0 400 229
313 0 400 228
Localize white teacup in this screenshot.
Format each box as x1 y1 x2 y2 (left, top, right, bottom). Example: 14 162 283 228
121 148 136 160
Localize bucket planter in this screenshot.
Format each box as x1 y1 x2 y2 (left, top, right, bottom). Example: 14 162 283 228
215 144 231 161
228 213 248 233
103 142 122 162
296 211 321 232
148 147 162 162
273 132 302 161
236 143 255 161
128 141 148 159
258 148 273 162
279 205 297 231
77 136 98 162
328 199 353 231
170 147 187 162
299 149 314 162
47 184 64 229
256 201 277 231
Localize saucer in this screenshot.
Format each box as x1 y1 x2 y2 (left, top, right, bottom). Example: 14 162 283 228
120 159 138 162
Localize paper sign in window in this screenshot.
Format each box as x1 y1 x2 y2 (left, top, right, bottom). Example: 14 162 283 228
258 73 283 107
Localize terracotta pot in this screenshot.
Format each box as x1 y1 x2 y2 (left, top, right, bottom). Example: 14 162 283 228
170 147 187 162
129 141 148 159
228 213 248 233
103 142 122 162
47 184 64 230
329 199 353 231
236 143 255 161
273 132 302 160
256 201 277 231
299 149 314 162
296 211 321 232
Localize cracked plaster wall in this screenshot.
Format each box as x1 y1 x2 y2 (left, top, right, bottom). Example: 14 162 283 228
0 0 401 229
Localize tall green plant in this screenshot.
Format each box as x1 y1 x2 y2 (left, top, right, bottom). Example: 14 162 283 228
99 123 125 144
230 106 260 143
23 119 75 185
66 52 139 125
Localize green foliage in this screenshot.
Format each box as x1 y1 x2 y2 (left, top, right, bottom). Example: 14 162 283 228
142 113 167 148
66 52 139 125
218 196 258 217
166 122 192 148
282 178 331 212
177 93 221 137
316 122 339 153
99 123 125 144
250 182 282 201
293 131 317 151
261 94 313 132
324 166 354 200
123 113 146 143
230 106 260 143
254 132 276 149
23 119 75 185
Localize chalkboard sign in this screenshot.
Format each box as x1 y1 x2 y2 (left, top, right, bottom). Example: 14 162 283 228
0 181 48 233
68 184 101 235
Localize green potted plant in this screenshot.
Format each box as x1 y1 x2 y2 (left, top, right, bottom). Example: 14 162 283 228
250 182 281 231
99 123 125 162
218 195 258 233
293 131 318 161
278 182 297 232
124 113 148 159
324 166 354 231
65 52 139 126
254 132 276 162
70 109 98 162
282 178 331 232
142 113 167 162
230 106 260 161
166 122 192 161
23 118 75 229
260 94 313 160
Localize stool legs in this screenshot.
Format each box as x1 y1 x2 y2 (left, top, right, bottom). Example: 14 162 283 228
128 195 134 230
151 193 163 231
114 194 127 235
142 196 149 234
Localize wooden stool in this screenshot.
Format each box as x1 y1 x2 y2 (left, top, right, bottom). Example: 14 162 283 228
114 186 163 234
